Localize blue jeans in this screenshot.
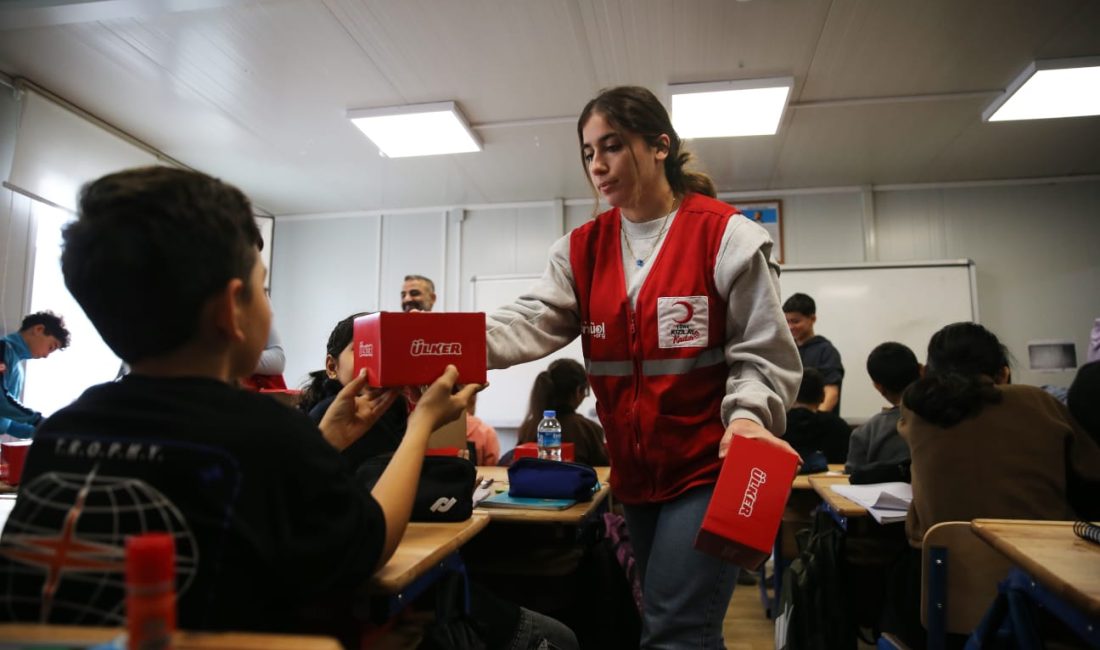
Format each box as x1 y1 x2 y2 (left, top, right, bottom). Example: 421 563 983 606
508 607 579 650
623 484 738 649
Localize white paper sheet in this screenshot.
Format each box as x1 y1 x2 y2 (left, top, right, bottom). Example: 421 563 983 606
830 482 912 524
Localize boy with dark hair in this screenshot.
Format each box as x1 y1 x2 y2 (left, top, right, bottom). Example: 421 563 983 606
783 292 844 413
782 368 851 463
845 341 920 481
0 167 479 634
0 311 71 438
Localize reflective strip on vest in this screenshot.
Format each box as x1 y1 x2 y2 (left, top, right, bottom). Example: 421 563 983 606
586 347 725 377
586 359 633 377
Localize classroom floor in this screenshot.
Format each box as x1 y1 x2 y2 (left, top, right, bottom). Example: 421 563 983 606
376 570 870 649
722 576 776 649
724 571 881 650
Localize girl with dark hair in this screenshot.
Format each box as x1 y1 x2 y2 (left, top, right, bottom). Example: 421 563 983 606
882 322 1100 646
516 359 609 466
300 314 504 466
485 86 801 647
298 313 408 470
899 321 1100 544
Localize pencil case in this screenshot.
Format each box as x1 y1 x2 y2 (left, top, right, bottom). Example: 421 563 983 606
508 457 599 501
357 453 476 522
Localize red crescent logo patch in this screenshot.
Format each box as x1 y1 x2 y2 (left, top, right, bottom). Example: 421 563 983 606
673 300 694 324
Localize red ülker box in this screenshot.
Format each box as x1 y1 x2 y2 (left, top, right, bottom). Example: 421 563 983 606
353 312 487 388
694 435 799 570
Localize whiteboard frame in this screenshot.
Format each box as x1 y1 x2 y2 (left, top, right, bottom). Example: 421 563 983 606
473 259 979 426
779 259 980 324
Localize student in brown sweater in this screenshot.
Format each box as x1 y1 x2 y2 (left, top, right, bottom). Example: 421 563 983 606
882 322 1100 647
898 322 1100 545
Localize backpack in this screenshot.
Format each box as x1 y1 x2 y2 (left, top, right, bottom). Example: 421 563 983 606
775 509 856 650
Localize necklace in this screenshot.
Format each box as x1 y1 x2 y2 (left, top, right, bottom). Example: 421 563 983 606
622 205 676 268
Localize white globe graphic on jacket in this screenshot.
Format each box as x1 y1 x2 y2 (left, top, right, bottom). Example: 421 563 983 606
0 470 198 625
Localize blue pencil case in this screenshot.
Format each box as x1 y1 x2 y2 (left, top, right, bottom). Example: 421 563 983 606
508 457 599 501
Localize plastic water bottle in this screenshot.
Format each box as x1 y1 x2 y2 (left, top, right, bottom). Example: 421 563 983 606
537 410 562 461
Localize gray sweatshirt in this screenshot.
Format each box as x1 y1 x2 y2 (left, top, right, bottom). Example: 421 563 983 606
485 211 801 435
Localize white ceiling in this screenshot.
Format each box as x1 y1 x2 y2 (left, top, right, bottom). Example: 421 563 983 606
1 0 1099 216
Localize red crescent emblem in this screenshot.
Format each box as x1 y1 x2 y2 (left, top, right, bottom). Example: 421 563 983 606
673 300 694 324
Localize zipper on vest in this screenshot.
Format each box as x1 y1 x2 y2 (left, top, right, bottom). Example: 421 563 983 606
629 310 642 468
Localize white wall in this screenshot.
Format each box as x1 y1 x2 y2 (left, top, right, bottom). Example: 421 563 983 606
874 182 1099 389
0 88 32 333
271 179 1100 413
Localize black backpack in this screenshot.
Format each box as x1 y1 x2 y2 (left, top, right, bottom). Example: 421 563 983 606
775 509 856 650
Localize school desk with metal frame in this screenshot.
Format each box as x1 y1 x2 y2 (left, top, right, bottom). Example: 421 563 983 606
472 465 612 526
809 474 870 530
368 512 491 620
969 519 1100 648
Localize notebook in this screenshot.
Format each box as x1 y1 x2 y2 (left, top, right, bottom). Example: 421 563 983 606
830 482 913 524
478 492 576 510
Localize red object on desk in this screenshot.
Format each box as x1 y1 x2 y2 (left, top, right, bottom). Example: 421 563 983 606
126 533 176 650
353 312 487 388
694 436 799 570
511 442 575 462
0 440 32 485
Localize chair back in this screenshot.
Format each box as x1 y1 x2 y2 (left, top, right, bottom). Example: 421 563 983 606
920 521 1012 636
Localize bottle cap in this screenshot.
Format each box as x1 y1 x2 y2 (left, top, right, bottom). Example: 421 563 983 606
126 533 175 585
543 410 556 418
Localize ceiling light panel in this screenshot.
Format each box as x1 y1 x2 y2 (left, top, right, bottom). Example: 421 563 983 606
983 58 1100 122
347 101 481 157
670 78 793 138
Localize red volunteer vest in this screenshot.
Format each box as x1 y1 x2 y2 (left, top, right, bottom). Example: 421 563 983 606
570 193 734 504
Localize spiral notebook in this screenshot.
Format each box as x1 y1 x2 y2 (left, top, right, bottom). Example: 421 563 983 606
1073 521 1100 546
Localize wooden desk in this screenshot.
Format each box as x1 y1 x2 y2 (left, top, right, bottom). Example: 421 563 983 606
474 466 612 525
370 512 490 594
791 464 845 490
0 624 341 649
808 475 868 518
971 519 1100 619
0 519 491 646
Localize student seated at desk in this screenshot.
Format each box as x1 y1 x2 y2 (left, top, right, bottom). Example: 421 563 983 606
783 368 851 464
882 322 1100 647
300 315 574 648
845 342 920 483
899 322 1100 544
0 311 71 439
464 393 501 466
0 168 480 638
298 312 410 470
515 359 609 466
298 314 502 466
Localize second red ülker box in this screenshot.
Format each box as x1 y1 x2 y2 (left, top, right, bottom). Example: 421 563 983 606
693 435 799 570
353 312 487 388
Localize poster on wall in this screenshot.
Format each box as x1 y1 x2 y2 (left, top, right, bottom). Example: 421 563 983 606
736 201 783 263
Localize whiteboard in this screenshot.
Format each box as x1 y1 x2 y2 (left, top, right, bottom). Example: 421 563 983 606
472 260 978 426
779 260 978 420
472 274 594 428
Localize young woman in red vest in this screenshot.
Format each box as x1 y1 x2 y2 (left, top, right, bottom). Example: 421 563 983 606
486 86 802 648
